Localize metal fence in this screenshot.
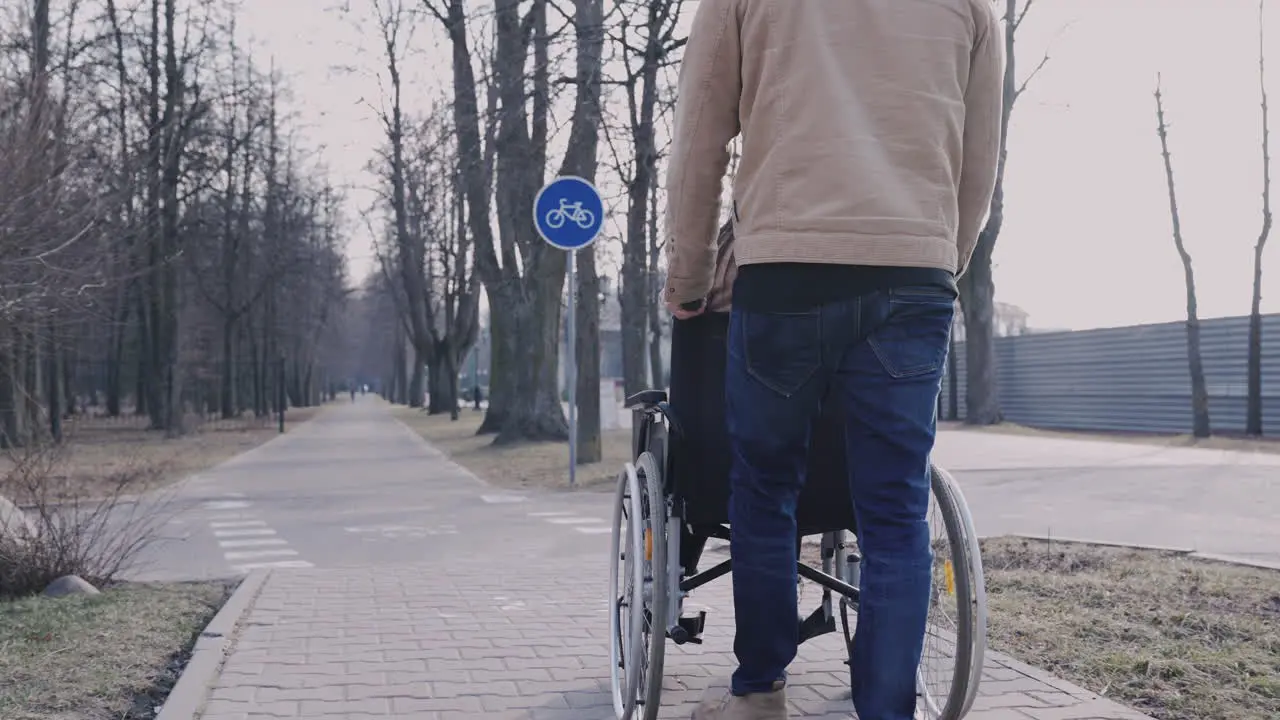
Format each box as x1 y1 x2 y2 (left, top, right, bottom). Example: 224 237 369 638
940 312 1280 435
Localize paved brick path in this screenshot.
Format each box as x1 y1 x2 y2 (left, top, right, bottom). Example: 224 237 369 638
196 560 1153 720
168 400 1159 719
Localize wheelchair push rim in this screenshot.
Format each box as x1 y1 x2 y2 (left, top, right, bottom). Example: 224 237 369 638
834 464 987 720
608 456 669 720
917 464 987 719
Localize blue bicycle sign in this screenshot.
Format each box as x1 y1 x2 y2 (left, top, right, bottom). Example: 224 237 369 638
534 175 604 250
544 198 596 230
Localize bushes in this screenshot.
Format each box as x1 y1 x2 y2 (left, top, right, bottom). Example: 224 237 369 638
0 440 172 599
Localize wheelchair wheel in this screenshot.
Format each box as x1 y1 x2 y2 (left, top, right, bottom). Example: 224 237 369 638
837 464 987 720
608 454 669 720
918 464 987 719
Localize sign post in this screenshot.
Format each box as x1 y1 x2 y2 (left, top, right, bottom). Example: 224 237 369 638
533 175 605 488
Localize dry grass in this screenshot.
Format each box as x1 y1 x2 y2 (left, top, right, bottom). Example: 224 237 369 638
943 421 1280 455
393 407 632 492
981 536 1280 720
0 580 231 720
0 405 328 504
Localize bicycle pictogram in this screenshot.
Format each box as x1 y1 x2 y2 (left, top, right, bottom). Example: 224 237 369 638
544 198 596 230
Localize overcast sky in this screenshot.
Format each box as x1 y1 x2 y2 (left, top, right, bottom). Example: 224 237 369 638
238 0 1280 332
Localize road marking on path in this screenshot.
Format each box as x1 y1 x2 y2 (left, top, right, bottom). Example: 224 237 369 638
528 510 612 534
219 538 289 548
214 528 277 538
224 549 299 561
210 520 267 529
232 559 313 571
200 493 311 574
203 500 251 511
482 494 528 504
343 525 459 539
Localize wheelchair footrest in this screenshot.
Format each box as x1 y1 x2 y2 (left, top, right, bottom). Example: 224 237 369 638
670 609 707 645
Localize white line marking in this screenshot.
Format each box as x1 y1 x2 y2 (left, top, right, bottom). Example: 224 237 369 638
481 494 528 504
210 520 267 529
203 501 250 511
219 538 288 548
528 511 575 517
206 513 254 521
214 528 277 538
546 517 606 525
574 526 613 534
224 549 299 560
218 492 246 498
232 560 314 571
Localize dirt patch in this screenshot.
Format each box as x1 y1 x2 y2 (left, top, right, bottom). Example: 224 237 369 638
980 536 1280 720
0 405 328 504
393 407 632 492
942 421 1280 455
0 580 232 720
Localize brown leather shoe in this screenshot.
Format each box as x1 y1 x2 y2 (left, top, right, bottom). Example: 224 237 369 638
690 679 787 720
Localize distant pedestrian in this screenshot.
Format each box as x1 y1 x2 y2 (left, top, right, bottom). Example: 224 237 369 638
473 385 483 411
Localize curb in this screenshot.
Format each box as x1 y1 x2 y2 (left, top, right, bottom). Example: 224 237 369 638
1189 552 1280 572
157 569 272 720
1001 533 1196 555
387 407 491 488
997 533 1280 571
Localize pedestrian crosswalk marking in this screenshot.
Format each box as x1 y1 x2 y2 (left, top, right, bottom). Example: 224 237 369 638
219 538 289 548
224 549 299 561
214 528 277 538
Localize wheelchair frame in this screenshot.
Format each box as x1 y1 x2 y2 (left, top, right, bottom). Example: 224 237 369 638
609 390 988 720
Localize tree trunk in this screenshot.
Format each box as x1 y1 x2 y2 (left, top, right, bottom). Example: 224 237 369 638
444 344 461 421
221 318 237 418
1246 3 1272 437
46 329 62 443
1156 79 1211 439
408 346 426 408
427 345 455 415
958 254 1001 425
495 285 569 444
23 331 42 437
477 290 511 434
620 29 662 398
1247 250 1266 436
563 0 606 463
0 342 18 449
647 175 665 390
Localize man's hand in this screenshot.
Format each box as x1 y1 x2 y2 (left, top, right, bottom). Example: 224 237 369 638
667 297 706 320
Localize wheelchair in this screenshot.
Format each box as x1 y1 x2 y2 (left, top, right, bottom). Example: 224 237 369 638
609 312 988 720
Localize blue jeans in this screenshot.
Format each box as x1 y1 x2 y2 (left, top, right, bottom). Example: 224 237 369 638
726 287 954 720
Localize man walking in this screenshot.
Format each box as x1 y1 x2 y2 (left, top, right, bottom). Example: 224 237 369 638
661 1 1003 719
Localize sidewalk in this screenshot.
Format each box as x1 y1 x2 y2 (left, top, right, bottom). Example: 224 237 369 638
155 404 1156 720
180 561 1152 720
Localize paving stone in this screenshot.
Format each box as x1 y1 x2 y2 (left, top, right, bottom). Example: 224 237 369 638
192 559 1154 720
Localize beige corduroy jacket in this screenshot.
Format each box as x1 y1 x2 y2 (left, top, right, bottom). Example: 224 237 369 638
663 0 1005 306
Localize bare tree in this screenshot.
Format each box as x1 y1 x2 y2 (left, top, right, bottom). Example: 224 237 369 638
958 0 1052 425
1155 75 1211 439
1247 0 1272 437
609 0 686 398
1 0 350 446
423 0 608 444
560 0 606 463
